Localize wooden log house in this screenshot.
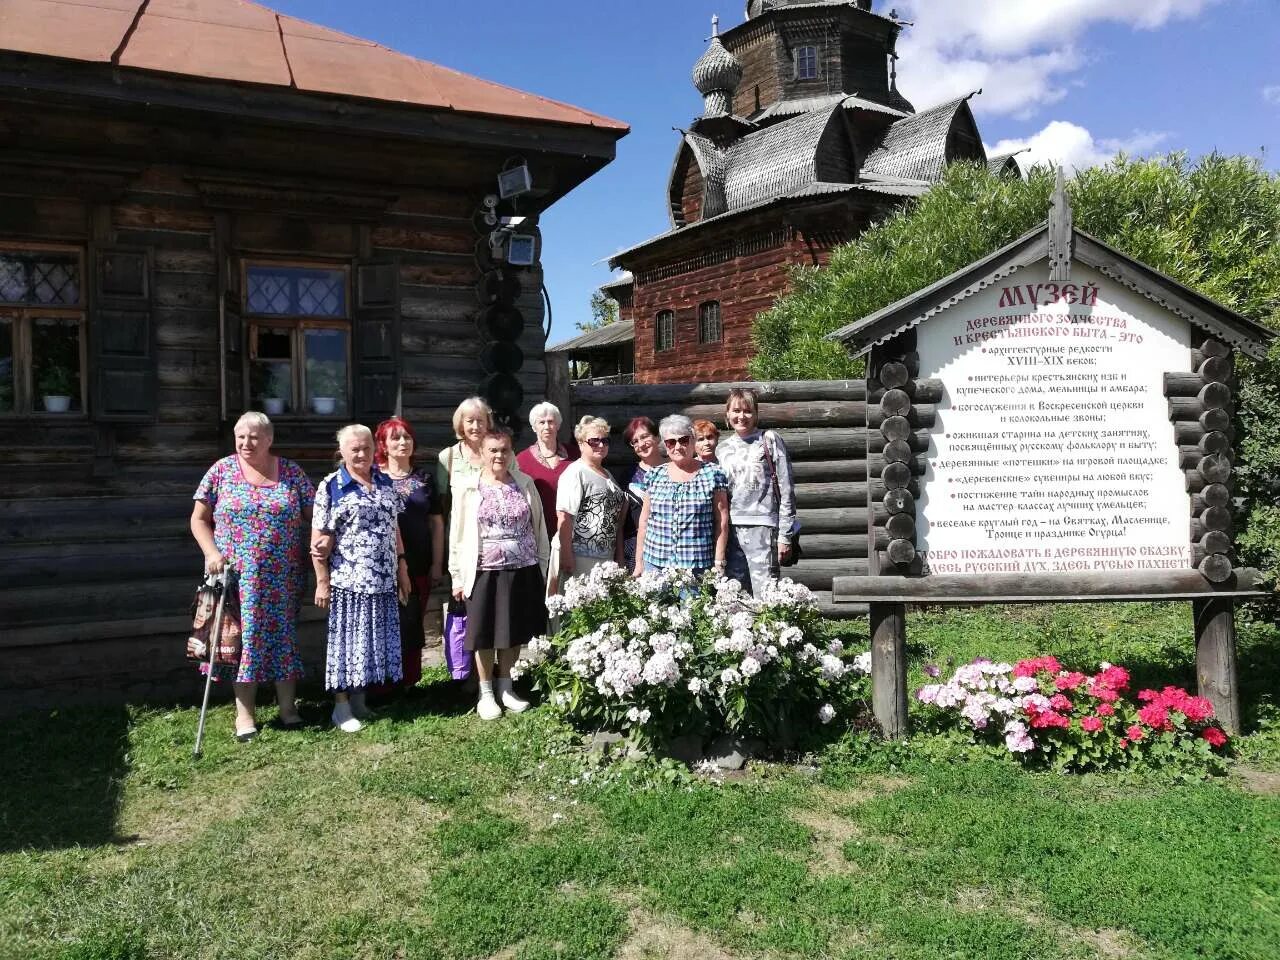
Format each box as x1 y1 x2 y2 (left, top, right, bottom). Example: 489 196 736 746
0 0 627 709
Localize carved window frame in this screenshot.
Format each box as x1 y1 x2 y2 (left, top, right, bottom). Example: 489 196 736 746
655 310 675 353
698 301 722 344
0 243 88 417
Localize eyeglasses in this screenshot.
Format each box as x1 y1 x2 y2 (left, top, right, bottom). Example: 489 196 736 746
663 435 692 448
584 437 610 449
629 434 652 448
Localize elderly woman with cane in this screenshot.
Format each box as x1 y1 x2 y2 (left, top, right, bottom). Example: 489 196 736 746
632 414 729 578
450 429 549 719
191 411 314 741
312 424 411 733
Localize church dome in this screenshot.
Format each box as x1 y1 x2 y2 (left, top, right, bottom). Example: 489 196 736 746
692 37 742 99
745 0 765 17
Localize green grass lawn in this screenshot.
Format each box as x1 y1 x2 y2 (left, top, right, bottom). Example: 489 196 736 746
3 603 1279 960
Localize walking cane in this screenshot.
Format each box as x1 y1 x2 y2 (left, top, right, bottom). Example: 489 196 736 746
193 566 233 758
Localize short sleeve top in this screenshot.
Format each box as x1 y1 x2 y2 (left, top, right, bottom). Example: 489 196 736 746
477 479 538 571
389 467 441 577
641 463 729 570
313 465 401 594
557 460 625 559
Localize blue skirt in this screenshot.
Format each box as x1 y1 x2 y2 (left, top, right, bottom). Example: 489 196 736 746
325 588 402 691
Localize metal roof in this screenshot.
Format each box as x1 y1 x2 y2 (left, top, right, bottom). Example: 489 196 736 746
0 0 629 132
547 320 635 354
598 272 634 292
861 95 981 182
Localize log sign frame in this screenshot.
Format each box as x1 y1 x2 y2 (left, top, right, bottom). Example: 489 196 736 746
828 173 1275 739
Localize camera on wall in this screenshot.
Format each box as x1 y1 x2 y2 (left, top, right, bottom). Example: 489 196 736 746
488 215 537 267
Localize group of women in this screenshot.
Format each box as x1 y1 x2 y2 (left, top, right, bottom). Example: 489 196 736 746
189 386 795 738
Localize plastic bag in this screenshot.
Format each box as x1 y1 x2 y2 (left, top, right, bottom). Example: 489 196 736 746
442 598 471 680
186 573 242 666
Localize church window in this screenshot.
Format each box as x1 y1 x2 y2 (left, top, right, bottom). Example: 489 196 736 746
795 45 819 81
698 301 722 344
655 310 675 352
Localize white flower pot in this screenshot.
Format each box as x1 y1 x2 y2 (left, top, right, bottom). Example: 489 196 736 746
311 396 336 415
262 397 286 416
42 395 72 413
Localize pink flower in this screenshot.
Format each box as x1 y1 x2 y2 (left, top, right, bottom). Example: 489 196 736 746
1126 724 1145 741
1137 689 1160 703
1014 655 1061 678
1096 703 1115 717
1118 737 1130 749
1080 716 1104 734
1176 694 1215 724
1137 703 1172 732
1049 693 1074 712
1201 727 1228 748
1028 708 1071 730
1054 672 1086 692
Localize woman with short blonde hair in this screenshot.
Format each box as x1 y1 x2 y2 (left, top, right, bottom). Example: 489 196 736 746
552 416 626 592
190 411 314 741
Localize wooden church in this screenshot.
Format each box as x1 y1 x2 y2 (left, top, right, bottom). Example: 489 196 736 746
606 0 1013 384
0 0 627 708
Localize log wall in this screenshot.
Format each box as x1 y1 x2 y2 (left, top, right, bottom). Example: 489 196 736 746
0 109 552 710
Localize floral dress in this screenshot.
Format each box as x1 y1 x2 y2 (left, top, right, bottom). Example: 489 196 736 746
313 465 402 690
193 456 314 684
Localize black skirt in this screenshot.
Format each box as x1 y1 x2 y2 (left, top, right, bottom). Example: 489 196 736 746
465 564 548 651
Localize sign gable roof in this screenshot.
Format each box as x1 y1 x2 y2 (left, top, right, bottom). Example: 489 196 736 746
826 220 1276 361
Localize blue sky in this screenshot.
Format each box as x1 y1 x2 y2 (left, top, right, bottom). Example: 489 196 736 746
267 1 1279 345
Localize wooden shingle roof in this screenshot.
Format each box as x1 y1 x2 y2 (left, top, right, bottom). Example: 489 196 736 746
861 95 983 182
547 320 635 354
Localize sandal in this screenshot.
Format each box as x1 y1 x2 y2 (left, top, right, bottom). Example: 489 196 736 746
234 726 259 743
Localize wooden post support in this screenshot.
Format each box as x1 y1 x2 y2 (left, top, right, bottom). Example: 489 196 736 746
870 602 908 739
1193 597 1241 735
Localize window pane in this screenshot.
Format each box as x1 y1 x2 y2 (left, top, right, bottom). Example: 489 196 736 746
304 329 349 416
0 319 12 413
246 265 346 317
249 326 293 415
0 251 81 306
32 317 82 412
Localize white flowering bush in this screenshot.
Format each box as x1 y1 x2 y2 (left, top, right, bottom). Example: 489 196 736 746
516 562 871 747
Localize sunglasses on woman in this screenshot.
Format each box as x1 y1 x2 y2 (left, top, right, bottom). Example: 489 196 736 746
663 435 692 448
583 436 610 449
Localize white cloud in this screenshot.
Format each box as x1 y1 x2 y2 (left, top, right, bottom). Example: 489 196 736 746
987 121 1169 174
1264 85 1280 106
894 0 1222 115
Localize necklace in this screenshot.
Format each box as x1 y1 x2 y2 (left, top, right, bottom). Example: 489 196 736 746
533 443 562 468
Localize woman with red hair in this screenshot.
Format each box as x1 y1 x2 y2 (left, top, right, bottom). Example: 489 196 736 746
374 416 444 690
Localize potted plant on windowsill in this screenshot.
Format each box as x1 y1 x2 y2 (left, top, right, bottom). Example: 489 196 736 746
38 364 75 413
260 368 288 416
307 362 344 416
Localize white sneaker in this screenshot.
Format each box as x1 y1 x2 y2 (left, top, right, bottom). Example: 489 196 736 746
331 701 363 733
496 679 529 714
476 696 502 721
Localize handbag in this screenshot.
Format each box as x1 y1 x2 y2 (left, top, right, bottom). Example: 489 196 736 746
763 431 802 567
442 597 472 680
186 571 242 665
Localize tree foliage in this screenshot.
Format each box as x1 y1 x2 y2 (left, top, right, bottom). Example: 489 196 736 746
750 154 1280 579
578 290 621 333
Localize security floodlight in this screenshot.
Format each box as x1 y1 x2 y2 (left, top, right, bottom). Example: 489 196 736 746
498 164 533 199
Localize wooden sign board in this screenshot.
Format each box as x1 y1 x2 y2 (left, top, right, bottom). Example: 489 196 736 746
826 174 1274 738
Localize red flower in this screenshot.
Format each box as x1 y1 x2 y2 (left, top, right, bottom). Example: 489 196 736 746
1178 695 1215 724
1126 724 1145 741
1137 703 1172 732
1096 703 1116 717
1080 716 1104 733
1049 693 1074 712
1055 672 1087 691
1137 689 1160 703
1095 665 1130 692
1028 709 1071 730
1119 737 1130 749
1201 727 1228 749
1014 655 1062 678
